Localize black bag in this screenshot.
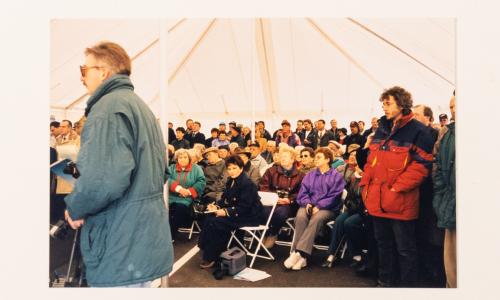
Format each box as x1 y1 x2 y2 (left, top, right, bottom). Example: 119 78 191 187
344 185 363 214
342 166 364 214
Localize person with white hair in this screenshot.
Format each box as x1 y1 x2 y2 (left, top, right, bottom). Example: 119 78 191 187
259 146 305 248
229 142 240 155
167 149 206 240
328 140 346 169
249 141 269 176
261 140 276 164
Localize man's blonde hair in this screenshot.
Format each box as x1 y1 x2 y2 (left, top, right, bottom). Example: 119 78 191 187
85 41 131 76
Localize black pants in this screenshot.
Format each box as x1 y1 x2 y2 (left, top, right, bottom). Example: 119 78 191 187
169 203 193 239
373 216 418 286
51 194 67 224
363 215 379 273
198 215 238 262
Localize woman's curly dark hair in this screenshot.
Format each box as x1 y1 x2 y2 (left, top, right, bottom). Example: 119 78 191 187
379 86 413 115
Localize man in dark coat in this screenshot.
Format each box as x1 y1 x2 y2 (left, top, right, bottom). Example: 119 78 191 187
201 147 227 203
295 120 306 144
432 94 456 288
315 119 336 148
230 126 246 147
205 128 219 148
344 121 366 158
329 118 340 141
257 120 272 140
172 127 190 150
302 119 318 149
188 121 206 146
413 104 445 284
363 117 379 139
167 122 176 145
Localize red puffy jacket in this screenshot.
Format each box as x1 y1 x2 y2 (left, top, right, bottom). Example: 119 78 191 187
360 113 434 220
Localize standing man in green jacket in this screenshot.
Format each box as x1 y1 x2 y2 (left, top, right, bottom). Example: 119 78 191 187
433 91 456 288
64 41 173 287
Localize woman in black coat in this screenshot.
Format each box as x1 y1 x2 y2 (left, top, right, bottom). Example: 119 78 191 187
198 155 264 268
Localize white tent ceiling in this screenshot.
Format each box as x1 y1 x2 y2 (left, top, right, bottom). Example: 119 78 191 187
50 18 455 134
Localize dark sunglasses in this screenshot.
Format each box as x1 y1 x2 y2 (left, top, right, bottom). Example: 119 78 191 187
79 65 104 77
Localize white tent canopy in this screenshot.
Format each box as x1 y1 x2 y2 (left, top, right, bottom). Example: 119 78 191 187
50 18 455 135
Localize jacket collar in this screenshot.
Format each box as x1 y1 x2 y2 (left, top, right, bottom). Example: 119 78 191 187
313 166 334 176
175 162 193 172
228 171 248 186
277 164 298 177
84 74 134 117
379 112 414 133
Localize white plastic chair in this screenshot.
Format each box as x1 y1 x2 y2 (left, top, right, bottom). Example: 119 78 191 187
227 191 279 268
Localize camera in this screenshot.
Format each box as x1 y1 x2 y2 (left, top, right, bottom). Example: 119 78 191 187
50 220 70 240
63 162 80 179
276 190 289 199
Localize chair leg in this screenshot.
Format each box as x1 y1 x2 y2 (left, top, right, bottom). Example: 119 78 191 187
188 221 195 240
340 240 348 259
227 232 235 249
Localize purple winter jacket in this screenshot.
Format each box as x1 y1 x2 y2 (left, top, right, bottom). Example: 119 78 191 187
296 167 345 212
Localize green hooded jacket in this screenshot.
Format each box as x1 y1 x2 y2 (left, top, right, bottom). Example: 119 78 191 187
432 122 456 229
65 74 173 287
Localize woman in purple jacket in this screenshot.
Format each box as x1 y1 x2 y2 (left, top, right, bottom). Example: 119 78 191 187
283 147 345 271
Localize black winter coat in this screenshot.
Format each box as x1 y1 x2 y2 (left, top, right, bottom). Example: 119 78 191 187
216 172 264 225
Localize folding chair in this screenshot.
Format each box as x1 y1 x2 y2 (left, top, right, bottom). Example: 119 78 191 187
227 191 279 268
177 203 203 240
177 220 201 240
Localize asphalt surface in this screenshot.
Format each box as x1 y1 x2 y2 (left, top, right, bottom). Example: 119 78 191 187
50 228 443 288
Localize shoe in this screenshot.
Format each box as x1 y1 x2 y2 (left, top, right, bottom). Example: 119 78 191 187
284 251 301 269
321 255 336 268
349 259 363 268
264 235 277 249
199 260 215 269
376 280 393 288
292 256 307 270
355 264 377 278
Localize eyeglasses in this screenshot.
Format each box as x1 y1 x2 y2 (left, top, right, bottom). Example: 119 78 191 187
80 65 105 77
300 155 310 158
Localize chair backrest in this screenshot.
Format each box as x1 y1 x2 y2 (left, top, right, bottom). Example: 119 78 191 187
257 191 279 228
341 189 348 201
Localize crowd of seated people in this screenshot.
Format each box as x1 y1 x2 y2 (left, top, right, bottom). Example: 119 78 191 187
163 93 453 287
52 87 455 288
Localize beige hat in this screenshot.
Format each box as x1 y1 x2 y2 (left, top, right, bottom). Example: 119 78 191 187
202 147 219 156
347 143 361 155
329 140 344 154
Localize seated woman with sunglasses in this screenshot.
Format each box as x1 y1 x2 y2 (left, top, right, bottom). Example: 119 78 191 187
197 155 264 268
284 148 345 271
322 149 366 268
298 147 316 175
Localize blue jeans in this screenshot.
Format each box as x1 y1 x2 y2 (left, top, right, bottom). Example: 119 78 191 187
344 213 365 257
327 211 363 256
